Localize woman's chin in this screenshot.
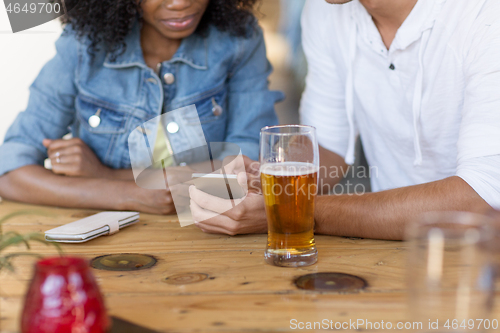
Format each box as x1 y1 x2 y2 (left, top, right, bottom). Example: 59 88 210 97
156 25 199 40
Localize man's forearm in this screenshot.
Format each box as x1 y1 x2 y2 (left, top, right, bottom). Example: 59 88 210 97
318 145 348 194
0 165 131 210
314 176 492 240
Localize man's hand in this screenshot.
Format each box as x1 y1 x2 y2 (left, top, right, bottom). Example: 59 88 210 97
43 138 112 178
190 156 268 235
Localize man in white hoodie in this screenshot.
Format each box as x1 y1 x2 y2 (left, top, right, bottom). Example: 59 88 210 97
189 0 500 240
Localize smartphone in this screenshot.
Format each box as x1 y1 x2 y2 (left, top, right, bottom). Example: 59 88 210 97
190 173 246 199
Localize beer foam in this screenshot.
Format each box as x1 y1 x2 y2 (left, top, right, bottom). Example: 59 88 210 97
260 162 318 176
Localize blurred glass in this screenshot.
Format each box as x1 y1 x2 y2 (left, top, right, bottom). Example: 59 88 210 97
407 212 496 332
21 257 109 333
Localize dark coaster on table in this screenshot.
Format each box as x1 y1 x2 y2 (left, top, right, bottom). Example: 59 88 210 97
91 254 157 271
295 272 368 292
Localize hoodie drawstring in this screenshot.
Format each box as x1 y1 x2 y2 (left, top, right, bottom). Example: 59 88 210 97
345 20 358 166
411 29 431 166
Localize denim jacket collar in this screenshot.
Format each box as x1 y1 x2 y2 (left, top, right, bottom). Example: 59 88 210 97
103 22 208 70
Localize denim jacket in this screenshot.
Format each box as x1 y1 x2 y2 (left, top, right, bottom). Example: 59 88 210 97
0 22 282 176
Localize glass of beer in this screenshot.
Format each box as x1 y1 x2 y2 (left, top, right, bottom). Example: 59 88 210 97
260 125 319 267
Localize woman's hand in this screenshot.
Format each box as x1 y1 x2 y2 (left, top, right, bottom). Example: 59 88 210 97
190 156 268 235
0 165 176 215
120 165 198 215
120 180 176 215
43 138 112 178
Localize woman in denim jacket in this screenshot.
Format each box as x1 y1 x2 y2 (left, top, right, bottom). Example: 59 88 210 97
0 0 282 214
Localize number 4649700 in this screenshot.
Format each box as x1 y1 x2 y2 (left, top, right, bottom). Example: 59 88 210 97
443 319 499 330
6 2 61 14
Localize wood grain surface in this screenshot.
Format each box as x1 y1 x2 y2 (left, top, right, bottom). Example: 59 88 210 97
1 201 498 332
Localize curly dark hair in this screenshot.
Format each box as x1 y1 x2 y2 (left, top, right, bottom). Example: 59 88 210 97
58 0 259 57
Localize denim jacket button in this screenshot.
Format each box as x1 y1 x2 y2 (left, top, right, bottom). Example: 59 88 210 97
163 73 175 85
88 108 102 128
166 122 179 133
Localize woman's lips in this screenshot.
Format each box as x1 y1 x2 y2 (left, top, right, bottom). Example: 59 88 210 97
160 14 197 31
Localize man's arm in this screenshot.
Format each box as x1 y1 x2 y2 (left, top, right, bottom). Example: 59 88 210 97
0 165 175 215
318 145 348 193
316 148 492 240
315 175 491 240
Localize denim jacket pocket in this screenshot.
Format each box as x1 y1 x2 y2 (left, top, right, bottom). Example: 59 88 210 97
75 94 131 167
76 95 129 134
173 83 227 125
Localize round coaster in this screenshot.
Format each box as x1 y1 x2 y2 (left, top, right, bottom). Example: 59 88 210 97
163 273 209 285
91 254 157 271
295 272 368 292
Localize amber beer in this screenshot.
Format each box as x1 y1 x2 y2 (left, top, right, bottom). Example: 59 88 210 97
261 162 318 266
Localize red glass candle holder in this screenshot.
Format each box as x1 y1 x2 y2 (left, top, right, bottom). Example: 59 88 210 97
21 257 110 333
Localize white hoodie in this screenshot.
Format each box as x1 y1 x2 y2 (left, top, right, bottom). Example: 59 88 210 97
300 0 500 209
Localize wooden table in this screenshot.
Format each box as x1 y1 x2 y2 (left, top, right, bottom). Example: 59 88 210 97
1 201 498 332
